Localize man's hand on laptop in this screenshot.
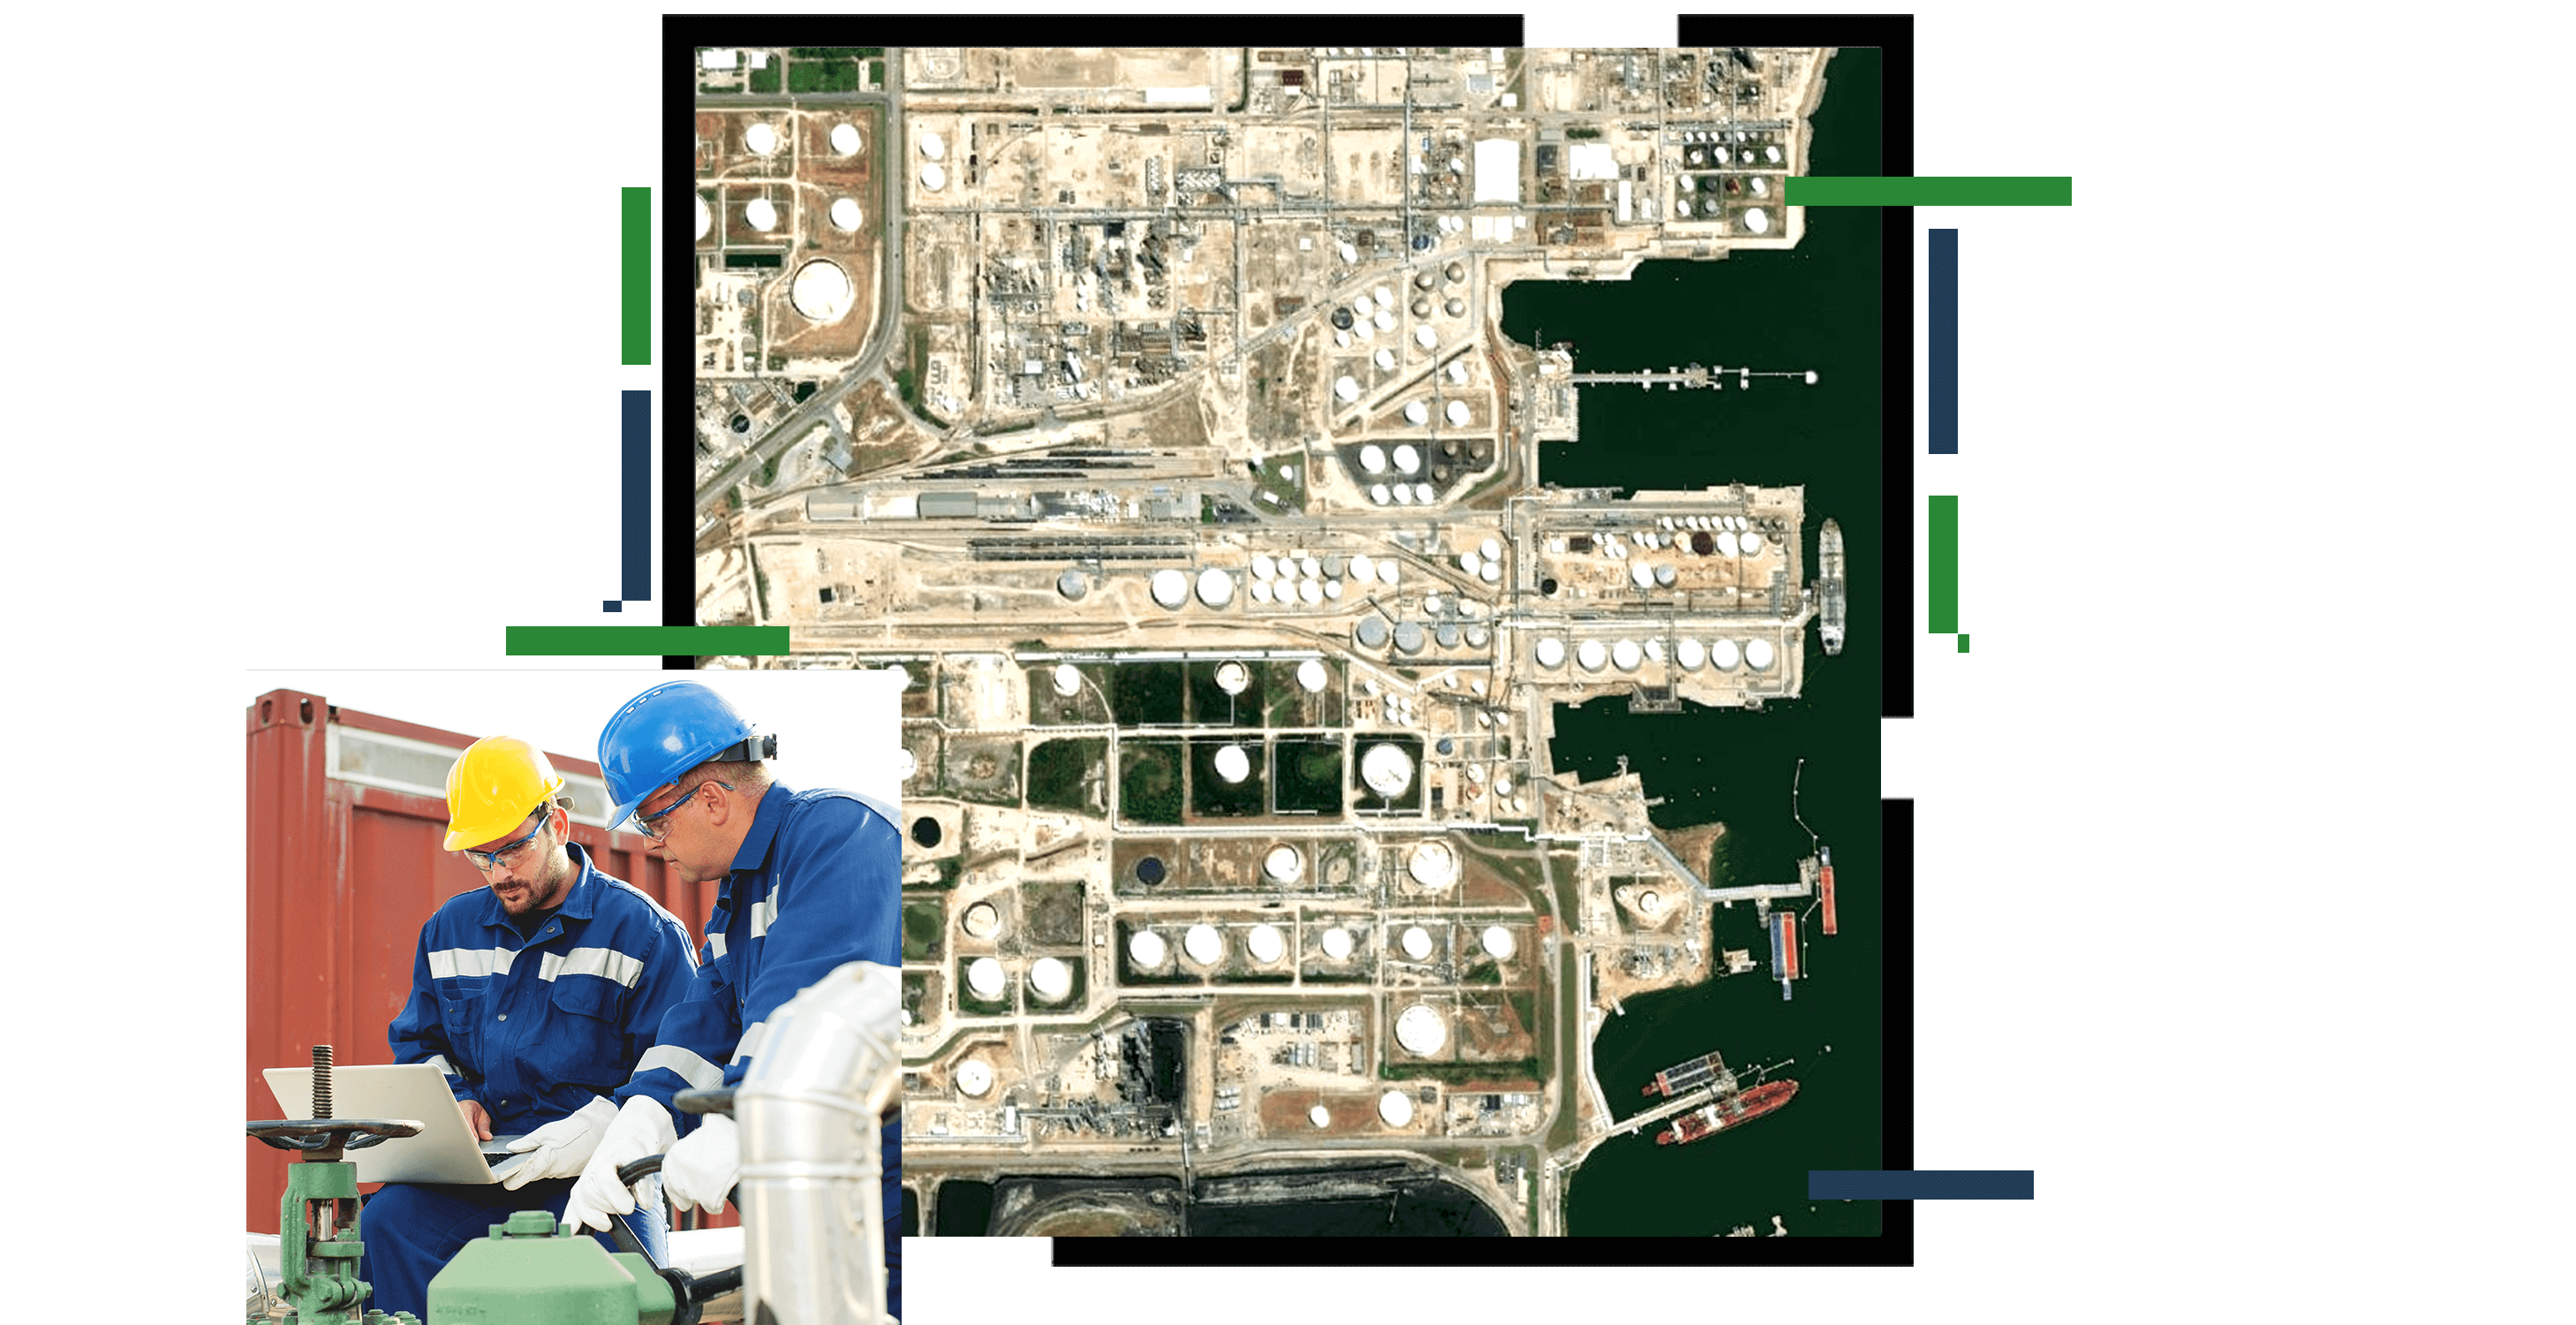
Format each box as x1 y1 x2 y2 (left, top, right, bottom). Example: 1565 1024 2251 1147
459 1099 492 1142
487 1096 619 1190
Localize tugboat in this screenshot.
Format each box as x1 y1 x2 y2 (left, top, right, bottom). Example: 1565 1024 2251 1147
1817 518 1846 655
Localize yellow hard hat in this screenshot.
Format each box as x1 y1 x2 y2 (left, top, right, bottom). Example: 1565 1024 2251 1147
443 736 567 852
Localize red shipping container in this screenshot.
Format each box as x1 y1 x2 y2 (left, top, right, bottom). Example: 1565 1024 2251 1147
245 689 737 1234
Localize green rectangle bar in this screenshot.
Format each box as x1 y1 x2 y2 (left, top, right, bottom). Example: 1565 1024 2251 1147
507 626 788 656
621 186 652 365
1930 496 1959 633
1958 634 1971 654
1785 176 2073 207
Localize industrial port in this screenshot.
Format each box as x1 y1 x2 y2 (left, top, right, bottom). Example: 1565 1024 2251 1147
691 44 1858 1236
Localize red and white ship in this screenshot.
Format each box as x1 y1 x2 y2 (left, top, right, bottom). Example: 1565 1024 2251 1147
1656 1079 1800 1146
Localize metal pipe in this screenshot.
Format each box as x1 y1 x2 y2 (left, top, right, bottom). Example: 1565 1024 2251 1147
737 961 900 1325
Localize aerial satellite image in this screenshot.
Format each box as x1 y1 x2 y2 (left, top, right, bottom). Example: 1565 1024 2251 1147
686 42 1890 1238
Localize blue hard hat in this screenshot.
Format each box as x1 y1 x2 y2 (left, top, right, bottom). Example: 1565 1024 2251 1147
598 682 775 828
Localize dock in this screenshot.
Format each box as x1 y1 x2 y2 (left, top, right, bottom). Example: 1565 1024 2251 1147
1565 363 1817 391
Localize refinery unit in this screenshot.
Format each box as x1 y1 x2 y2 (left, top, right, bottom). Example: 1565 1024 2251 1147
692 44 1862 1237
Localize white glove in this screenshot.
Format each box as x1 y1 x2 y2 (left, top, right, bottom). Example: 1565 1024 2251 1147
661 1114 739 1215
487 1096 619 1190
561 1096 677 1232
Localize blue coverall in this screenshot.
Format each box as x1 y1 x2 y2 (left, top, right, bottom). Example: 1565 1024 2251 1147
614 784 903 1319
371 844 699 1317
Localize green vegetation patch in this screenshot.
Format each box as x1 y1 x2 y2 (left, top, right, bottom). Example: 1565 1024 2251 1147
789 58 860 94
1271 737 1344 815
791 46 881 58
901 971 931 1026
747 59 782 95
1119 739 1186 825
1248 451 1308 515
1025 738 1107 814
1108 661 1184 725
902 897 945 962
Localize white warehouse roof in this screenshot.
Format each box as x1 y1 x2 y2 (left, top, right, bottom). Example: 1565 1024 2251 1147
1473 139 1522 204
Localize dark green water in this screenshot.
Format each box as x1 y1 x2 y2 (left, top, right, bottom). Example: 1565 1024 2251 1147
1500 49 1888 1238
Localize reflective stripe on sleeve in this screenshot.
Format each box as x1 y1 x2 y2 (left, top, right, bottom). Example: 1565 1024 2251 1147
707 932 728 960
748 896 779 940
730 1020 768 1064
635 1044 727 1091
427 947 516 980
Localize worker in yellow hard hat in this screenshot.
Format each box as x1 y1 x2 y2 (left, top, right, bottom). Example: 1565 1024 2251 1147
367 736 701 1318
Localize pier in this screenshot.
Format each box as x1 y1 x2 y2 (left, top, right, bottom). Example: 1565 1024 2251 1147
1564 363 1819 390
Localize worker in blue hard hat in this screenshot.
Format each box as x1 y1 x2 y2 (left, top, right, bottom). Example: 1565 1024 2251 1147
563 681 903 1318
369 736 702 1319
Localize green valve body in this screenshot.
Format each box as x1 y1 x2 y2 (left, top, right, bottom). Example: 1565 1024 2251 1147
424 1211 674 1325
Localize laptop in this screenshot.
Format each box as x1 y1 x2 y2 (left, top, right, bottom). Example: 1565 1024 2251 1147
262 1063 513 1186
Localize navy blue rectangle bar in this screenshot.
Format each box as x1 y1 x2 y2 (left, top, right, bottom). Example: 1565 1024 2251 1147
1930 228 1956 454
1811 1170 2033 1200
622 389 651 602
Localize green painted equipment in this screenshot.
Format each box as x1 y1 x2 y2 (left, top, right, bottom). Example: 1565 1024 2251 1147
245 1045 426 1324
425 1210 677 1325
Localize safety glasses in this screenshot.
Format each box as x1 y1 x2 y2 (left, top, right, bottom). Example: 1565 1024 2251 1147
633 781 731 841
462 807 552 872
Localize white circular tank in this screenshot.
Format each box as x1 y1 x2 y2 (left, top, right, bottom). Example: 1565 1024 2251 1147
1479 560 1500 584
1401 925 1433 960
790 261 853 322
830 197 863 231
1639 890 1664 916
1395 1004 1447 1056
1457 551 1480 574
1298 659 1328 693
1374 347 1396 372
1359 443 1387 473
1742 530 1765 556
1310 1104 1332 1129
1394 444 1422 474
1299 579 1322 604
1675 638 1706 670
1196 567 1234 608
1300 556 1321 579
1029 957 1071 1002
1629 561 1654 590
1447 360 1469 385
1613 639 1643 672
1746 638 1776 671
1216 661 1250 694
1263 844 1303 883
1129 928 1167 967
1378 559 1400 587
1371 483 1393 505
1335 375 1361 404
1482 925 1515 960
1353 292 1374 316
745 198 778 231
1251 580 1275 603
1577 639 1608 671
1183 923 1223 965
1404 400 1430 426
1379 1089 1415 1127
1361 742 1416 797
1251 553 1277 580
745 122 778 155
1408 840 1459 889
1248 923 1286 965
965 957 1003 1001
694 194 711 240
1414 482 1435 504
963 902 1000 938
1212 745 1251 784
956 1059 993 1097
1151 569 1188 609
1717 530 1741 556
1743 207 1770 234
919 162 946 192
1480 538 1502 562
919 131 946 161
1321 927 1355 961
1373 308 1396 332
1536 638 1566 669
1415 326 1439 350
1711 639 1742 670
1446 399 1470 427
1051 662 1082 697
831 122 861 155
1374 284 1394 307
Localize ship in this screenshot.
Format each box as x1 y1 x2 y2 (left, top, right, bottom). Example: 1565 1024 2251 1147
1819 845 1838 936
1770 910 1800 1001
1642 1049 1739 1099
1657 1079 1799 1145
1817 518 1846 655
